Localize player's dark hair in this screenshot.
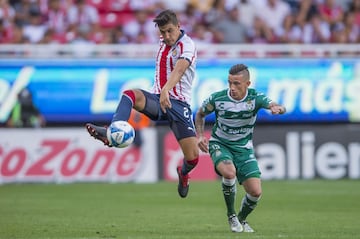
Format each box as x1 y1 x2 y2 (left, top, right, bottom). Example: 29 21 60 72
153 9 178 27
229 64 249 79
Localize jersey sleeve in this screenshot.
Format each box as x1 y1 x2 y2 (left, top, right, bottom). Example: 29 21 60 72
256 92 272 109
179 39 196 65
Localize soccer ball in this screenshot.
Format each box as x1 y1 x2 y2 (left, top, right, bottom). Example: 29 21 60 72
106 121 135 148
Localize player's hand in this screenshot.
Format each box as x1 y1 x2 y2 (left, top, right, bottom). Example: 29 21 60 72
160 90 171 113
270 105 285 115
198 136 209 153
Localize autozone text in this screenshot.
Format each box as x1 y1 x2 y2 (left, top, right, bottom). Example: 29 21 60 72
0 139 142 183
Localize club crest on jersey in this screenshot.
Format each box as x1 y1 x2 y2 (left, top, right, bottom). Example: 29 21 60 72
246 100 255 110
172 49 178 57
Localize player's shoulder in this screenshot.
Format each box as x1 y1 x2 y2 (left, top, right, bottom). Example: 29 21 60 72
248 88 265 97
179 32 196 46
210 89 228 99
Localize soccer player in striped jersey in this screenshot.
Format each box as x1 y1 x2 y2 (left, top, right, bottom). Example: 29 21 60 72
86 9 199 198
195 63 286 233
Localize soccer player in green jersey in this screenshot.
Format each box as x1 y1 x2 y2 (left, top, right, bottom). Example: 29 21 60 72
195 63 286 233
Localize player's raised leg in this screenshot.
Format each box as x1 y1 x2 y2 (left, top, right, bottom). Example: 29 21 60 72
86 89 145 147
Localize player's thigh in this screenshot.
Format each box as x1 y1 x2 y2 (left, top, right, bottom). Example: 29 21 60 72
209 141 235 176
138 90 161 121
132 89 147 110
234 150 261 184
178 136 199 160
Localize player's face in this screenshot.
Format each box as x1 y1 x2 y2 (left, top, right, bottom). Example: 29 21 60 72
228 74 250 100
158 23 181 46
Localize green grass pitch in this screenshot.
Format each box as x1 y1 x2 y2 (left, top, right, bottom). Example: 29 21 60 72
0 180 359 239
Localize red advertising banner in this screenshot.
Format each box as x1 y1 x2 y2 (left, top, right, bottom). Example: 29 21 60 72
162 131 218 181
0 128 158 184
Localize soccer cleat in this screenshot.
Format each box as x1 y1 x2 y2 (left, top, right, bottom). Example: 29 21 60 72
240 220 254 232
176 166 189 198
228 214 243 233
85 123 111 147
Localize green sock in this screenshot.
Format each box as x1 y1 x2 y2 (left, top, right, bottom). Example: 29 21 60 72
222 182 236 217
238 194 259 221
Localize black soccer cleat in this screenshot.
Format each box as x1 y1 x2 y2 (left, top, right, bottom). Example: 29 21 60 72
85 123 111 147
177 166 190 198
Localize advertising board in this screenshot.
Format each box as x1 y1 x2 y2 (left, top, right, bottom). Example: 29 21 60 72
1 58 359 124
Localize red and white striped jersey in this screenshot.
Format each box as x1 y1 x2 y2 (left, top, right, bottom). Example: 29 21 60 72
153 31 197 105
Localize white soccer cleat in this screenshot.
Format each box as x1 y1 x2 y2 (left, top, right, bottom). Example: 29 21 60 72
228 214 243 233
240 221 255 232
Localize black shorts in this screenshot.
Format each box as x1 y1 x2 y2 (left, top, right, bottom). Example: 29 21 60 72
140 90 196 140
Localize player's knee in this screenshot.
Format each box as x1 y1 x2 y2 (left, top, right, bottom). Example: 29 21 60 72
248 189 262 198
124 89 145 109
123 90 136 104
222 171 236 179
182 141 200 160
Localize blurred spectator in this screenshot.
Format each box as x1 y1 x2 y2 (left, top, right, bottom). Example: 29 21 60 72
110 25 129 44
256 0 291 39
178 2 203 34
332 11 360 43
45 0 69 38
188 0 214 14
191 23 214 44
0 0 15 27
0 18 12 43
294 0 318 24
318 0 344 29
6 88 46 128
234 0 257 30
0 0 358 45
211 5 247 43
10 24 29 43
129 0 163 13
277 13 298 43
12 0 39 27
88 25 112 44
158 0 188 13
37 28 57 44
288 12 331 43
123 9 158 43
67 0 99 37
69 25 92 44
23 9 47 43
203 0 227 27
348 0 360 26
308 13 331 43
248 16 276 43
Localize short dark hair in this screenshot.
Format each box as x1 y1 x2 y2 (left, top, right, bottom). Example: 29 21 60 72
153 9 178 27
229 64 249 79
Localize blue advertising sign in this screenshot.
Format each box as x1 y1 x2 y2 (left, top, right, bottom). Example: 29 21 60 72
0 58 359 124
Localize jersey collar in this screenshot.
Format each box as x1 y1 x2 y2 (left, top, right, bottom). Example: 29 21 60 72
227 89 248 102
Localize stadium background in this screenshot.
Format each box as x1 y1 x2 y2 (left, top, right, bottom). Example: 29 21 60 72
0 0 360 184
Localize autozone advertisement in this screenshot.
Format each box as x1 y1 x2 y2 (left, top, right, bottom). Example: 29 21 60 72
0 128 158 184
162 124 360 181
1 124 359 184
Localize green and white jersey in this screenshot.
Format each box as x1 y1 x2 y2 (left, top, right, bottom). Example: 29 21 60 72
201 88 272 149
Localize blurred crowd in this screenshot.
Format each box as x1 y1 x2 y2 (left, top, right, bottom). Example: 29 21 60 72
0 0 359 45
